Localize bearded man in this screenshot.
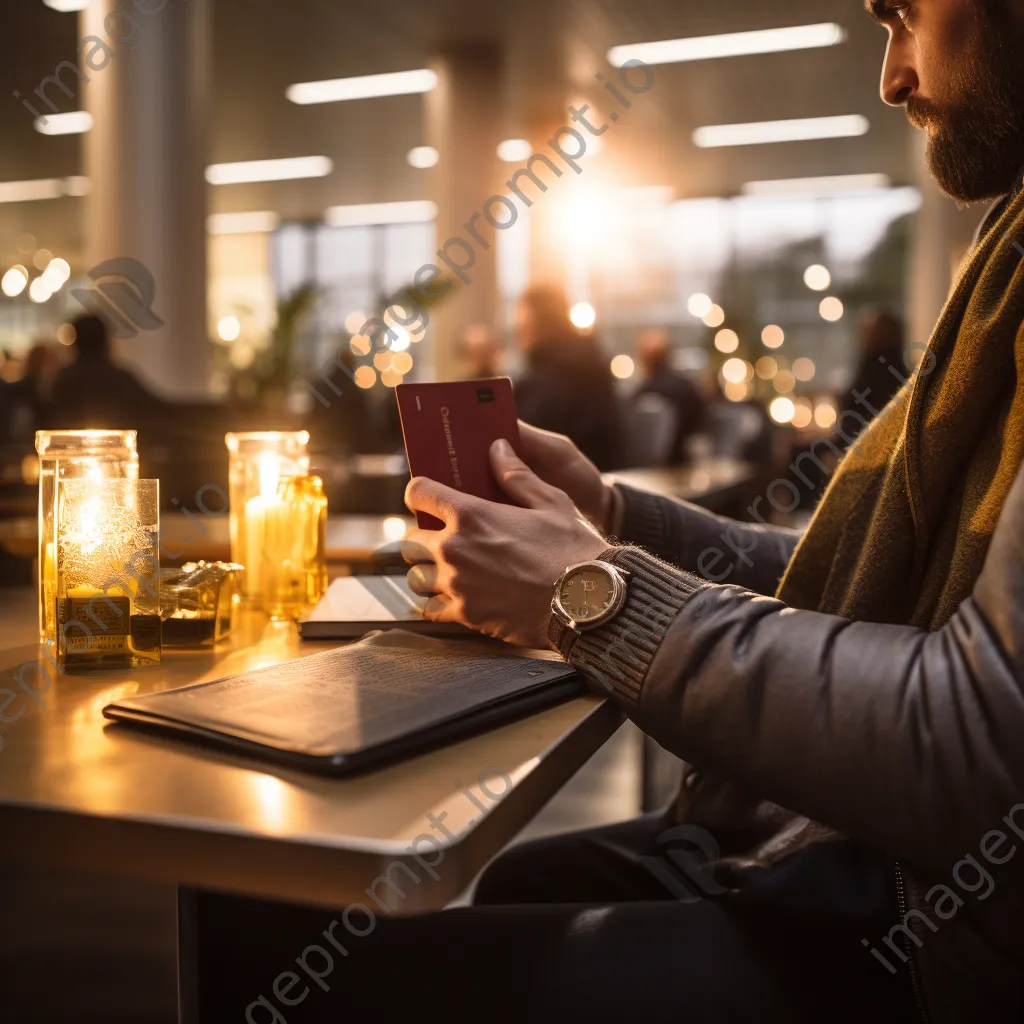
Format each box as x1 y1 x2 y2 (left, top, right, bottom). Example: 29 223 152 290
202 3 1024 1021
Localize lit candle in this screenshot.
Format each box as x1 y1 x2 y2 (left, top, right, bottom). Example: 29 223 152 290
243 453 288 609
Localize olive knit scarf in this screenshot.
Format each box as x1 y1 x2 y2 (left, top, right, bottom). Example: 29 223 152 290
776 188 1024 630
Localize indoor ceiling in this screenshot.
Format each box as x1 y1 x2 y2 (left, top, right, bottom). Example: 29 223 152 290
0 0 914 267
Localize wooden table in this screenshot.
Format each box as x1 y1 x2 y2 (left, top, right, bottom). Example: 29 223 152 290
0 586 621 1019
606 457 753 509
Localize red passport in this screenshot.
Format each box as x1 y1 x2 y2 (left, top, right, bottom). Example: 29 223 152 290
396 378 523 530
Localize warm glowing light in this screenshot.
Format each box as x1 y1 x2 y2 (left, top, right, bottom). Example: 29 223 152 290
32 249 52 270
714 329 739 353
373 351 393 371
286 70 437 105
392 351 413 374
345 312 367 334
1 266 28 297
774 369 796 393
354 366 376 389
56 323 75 346
229 342 255 370
608 23 846 67
804 264 832 291
755 356 778 379
688 293 713 318
814 402 838 428
350 335 371 356
389 326 412 351
570 302 597 330
34 111 93 135
383 516 407 542
694 114 869 149
207 211 280 235
44 0 89 10
218 315 241 342
793 357 816 381
381 368 403 387
498 139 533 163
743 173 891 197
770 396 796 424
791 399 814 428
610 355 635 379
206 156 332 185
325 201 436 227
42 257 70 290
258 452 281 500
819 296 844 322
721 357 748 384
723 381 748 402
703 304 726 328
407 146 439 169
28 276 52 303
761 324 784 348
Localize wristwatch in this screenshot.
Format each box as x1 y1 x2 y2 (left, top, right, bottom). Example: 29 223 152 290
548 559 630 658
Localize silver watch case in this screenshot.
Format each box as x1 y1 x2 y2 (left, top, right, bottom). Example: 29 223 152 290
550 560 630 633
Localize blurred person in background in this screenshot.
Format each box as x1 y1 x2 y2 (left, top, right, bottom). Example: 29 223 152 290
633 327 706 465
0 341 60 444
309 348 375 455
459 323 504 380
50 314 163 428
513 284 623 471
837 310 906 446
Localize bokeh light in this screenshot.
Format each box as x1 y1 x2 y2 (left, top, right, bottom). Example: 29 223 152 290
1 266 28 297
714 329 739 354
793 357 816 381
218 315 241 342
819 297 844 322
755 356 778 380
373 350 393 371
722 357 748 384
769 396 796 424
32 249 52 271
610 354 635 379
383 516 407 542
28 277 52 303
354 366 376 389
774 369 796 393
703 304 726 328
381 368 403 387
345 311 366 334
791 398 814 428
761 324 784 349
804 264 832 291
56 322 76 346
723 381 748 402
392 351 413 374
350 334 371 356
407 146 439 169
687 293 713 319
814 401 838 428
570 302 597 330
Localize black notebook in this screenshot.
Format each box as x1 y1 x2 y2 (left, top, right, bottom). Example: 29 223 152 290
102 630 581 776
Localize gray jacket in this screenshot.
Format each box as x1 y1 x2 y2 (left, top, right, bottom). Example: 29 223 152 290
564 474 1024 1024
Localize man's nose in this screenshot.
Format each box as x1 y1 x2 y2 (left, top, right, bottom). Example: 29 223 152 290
880 34 917 106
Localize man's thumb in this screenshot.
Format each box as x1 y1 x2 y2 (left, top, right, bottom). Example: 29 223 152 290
490 438 566 510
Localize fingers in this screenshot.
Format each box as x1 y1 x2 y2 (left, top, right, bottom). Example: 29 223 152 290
516 421 573 469
406 562 438 596
401 529 440 565
404 475 480 527
489 438 572 512
422 592 457 622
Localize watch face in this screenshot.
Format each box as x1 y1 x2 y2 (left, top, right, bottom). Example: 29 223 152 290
558 567 617 625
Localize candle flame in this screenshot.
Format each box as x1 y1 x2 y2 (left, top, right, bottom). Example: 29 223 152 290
70 496 105 555
258 453 281 500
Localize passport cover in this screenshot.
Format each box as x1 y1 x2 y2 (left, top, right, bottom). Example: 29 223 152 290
102 630 581 776
396 378 523 530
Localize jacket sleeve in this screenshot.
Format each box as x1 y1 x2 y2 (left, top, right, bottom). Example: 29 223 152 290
615 482 801 597
571 465 1024 874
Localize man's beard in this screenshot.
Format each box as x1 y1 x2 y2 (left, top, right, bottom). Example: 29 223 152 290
908 4 1024 202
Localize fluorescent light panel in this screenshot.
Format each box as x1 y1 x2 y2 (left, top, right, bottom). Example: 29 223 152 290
693 114 868 148
205 156 332 185
325 201 437 227
0 176 90 203
609 22 846 67
34 111 93 135
207 211 281 234
287 70 437 105
43 0 88 10
742 173 891 196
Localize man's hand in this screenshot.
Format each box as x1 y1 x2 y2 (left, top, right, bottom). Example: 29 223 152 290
517 422 619 534
402 438 610 649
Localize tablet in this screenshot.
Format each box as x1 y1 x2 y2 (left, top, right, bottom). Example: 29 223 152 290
298 575 473 640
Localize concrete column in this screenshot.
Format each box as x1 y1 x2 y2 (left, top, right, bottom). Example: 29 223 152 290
81 0 210 398
426 43 503 383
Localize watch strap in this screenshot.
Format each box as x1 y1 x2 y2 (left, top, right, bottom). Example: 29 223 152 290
548 616 578 659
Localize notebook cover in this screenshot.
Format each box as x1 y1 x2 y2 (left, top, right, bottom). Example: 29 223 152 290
297 575 473 640
102 630 581 776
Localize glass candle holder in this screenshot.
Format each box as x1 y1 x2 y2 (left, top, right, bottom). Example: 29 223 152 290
224 431 310 603
159 560 242 648
247 474 327 620
55 477 161 672
36 430 139 643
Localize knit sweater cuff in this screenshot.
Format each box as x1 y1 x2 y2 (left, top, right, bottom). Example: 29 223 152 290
566 545 706 711
616 484 673 555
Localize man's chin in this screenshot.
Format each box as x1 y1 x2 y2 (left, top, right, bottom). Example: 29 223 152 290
924 134 1019 203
